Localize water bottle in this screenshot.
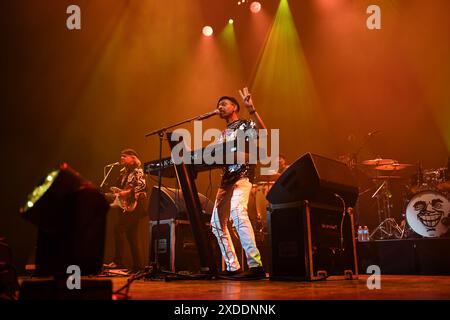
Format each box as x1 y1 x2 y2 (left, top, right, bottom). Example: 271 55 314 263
363 226 369 241
357 226 363 242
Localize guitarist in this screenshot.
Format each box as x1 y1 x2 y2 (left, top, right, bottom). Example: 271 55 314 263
110 148 148 273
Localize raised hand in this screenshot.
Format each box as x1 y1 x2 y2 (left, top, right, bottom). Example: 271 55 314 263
238 87 255 111
238 86 266 130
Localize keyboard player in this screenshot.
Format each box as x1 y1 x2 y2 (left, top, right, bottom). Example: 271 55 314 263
210 87 268 280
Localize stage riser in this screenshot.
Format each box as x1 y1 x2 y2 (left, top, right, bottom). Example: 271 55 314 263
357 238 450 275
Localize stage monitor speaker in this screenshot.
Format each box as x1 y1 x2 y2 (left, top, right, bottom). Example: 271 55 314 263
149 219 222 273
20 163 109 277
148 186 214 221
269 202 358 281
267 153 359 207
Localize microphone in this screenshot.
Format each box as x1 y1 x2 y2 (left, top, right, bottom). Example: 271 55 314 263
368 130 381 137
197 109 220 120
105 161 120 167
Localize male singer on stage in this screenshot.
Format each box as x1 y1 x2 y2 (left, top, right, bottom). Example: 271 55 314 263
211 87 268 280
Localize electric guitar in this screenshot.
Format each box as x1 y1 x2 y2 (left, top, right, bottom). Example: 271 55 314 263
104 187 139 213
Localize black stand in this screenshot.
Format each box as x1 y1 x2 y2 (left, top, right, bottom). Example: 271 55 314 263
143 114 218 280
166 132 217 278
346 131 380 228
144 130 167 279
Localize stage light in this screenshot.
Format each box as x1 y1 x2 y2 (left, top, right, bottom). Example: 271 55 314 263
250 1 262 13
22 169 59 213
20 163 109 277
229 19 234 24
202 26 213 37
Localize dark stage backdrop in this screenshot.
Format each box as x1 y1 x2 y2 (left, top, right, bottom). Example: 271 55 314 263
1 0 449 271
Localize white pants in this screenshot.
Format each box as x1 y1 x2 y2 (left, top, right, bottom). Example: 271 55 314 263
211 178 262 271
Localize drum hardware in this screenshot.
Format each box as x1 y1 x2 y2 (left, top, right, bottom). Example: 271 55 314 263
368 159 415 240
398 214 417 239
369 176 403 240
370 218 404 239
375 163 415 171
362 158 395 166
358 187 373 196
423 167 448 183
409 163 448 194
372 175 403 180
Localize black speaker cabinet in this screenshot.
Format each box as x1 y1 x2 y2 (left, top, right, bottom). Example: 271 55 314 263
20 164 109 277
267 153 359 207
34 188 109 277
268 201 358 281
150 219 221 273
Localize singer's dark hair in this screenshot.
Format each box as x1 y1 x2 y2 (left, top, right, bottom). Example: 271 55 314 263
217 96 240 112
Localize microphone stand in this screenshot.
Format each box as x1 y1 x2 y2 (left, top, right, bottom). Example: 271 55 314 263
348 131 379 229
100 165 116 189
144 112 218 279
145 111 217 138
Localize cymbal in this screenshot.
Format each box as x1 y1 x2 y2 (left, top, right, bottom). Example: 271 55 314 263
375 163 414 171
362 158 395 166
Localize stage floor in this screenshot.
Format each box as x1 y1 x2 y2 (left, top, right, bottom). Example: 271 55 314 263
96 274 450 300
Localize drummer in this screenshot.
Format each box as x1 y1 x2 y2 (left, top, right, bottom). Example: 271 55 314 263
278 154 290 175
254 154 290 183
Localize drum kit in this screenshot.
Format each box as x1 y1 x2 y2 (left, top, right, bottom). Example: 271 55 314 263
361 158 450 240
248 157 450 241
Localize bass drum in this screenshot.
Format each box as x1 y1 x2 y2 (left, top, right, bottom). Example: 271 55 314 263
406 190 450 237
248 182 274 235
254 182 275 231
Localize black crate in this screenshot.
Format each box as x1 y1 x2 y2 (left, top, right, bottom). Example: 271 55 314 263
357 238 450 275
150 219 221 273
268 201 358 281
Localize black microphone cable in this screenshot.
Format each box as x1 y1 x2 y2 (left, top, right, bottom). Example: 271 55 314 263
334 193 346 251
